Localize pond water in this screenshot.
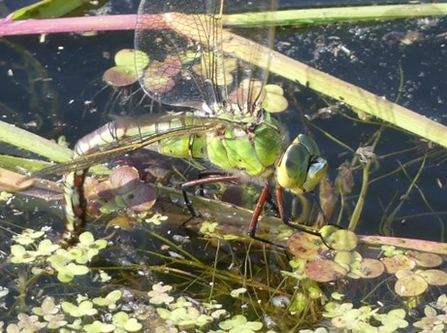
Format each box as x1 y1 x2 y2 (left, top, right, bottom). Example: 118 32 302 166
1 0 447 332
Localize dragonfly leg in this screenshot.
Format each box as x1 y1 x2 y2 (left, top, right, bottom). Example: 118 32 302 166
247 185 287 248
182 175 285 248
198 169 230 179
181 174 240 218
197 169 232 197
275 186 334 249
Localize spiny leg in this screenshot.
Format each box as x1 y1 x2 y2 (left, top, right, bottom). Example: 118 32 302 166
181 176 332 249
181 174 241 218
275 186 334 249
197 169 234 197
247 185 285 248
182 177 286 248
196 170 279 215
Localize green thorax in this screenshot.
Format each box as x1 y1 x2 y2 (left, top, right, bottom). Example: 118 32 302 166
158 109 284 178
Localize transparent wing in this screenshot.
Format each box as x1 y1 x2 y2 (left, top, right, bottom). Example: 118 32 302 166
30 122 216 178
135 0 275 115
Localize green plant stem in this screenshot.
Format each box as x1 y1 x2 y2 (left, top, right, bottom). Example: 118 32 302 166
347 128 384 231
224 3 447 26
0 120 110 175
0 120 72 162
1 4 446 147
348 160 370 231
380 158 426 236
222 31 447 148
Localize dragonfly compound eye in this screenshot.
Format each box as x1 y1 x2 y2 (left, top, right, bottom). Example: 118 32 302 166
276 134 327 195
302 155 328 192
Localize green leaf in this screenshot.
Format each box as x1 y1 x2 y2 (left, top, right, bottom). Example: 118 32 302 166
93 290 123 308
123 318 143 332
84 320 115 333
11 0 88 20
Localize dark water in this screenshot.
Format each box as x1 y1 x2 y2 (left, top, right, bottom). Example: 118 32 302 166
1 0 447 330
1 0 447 239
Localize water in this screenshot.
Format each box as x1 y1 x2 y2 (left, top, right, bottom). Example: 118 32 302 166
1 0 447 331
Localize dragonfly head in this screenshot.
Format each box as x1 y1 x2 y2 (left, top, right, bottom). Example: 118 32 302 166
276 134 328 195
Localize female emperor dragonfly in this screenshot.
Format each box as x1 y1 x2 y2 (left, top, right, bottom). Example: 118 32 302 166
32 0 329 245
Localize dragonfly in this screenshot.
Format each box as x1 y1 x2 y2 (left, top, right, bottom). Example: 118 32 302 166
31 0 329 246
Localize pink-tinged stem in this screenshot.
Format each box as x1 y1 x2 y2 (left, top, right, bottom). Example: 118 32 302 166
0 14 168 37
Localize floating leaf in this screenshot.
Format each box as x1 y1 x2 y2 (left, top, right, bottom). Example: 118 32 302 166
264 84 284 95
103 66 138 87
104 49 150 87
375 308 409 330
262 84 289 113
381 245 404 257
305 259 347 282
62 301 98 317
112 312 143 332
148 284 174 305
328 305 378 330
93 290 123 309
13 229 45 246
36 239 60 256
331 292 345 301
115 49 148 67
381 254 416 274
170 297 193 310
134 49 151 74
325 229 358 251
230 288 247 298
10 245 37 263
395 269 413 279
109 166 140 194
219 314 263 332
334 250 362 266
83 320 115 333
145 213 168 226
121 183 157 212
124 318 143 332
143 72 176 94
45 313 68 329
10 0 85 20
349 258 385 279
394 273 428 297
142 56 181 94
323 302 353 318
32 297 58 316
159 306 212 329
14 313 46 331
319 225 341 240
418 269 447 286
55 262 89 283
406 250 443 268
288 232 324 259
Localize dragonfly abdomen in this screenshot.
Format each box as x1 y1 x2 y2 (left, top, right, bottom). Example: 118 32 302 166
157 133 207 159
73 113 208 159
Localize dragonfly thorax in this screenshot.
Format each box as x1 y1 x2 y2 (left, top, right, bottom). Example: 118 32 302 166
205 110 284 179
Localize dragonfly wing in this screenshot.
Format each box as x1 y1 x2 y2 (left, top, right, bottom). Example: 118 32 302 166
29 112 240 178
135 0 276 117
30 121 216 178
